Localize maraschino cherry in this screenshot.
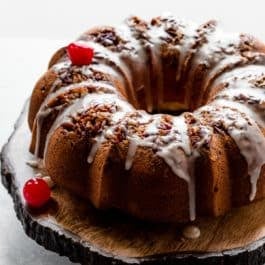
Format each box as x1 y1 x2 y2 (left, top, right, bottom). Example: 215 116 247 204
67 42 94 66
23 178 51 208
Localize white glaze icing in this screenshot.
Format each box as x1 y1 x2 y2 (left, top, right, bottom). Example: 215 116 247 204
26 159 44 169
194 29 241 67
125 139 138 170
214 65 265 81
87 138 102 163
156 116 195 219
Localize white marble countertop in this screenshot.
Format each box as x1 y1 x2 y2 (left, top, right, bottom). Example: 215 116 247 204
1 0 265 263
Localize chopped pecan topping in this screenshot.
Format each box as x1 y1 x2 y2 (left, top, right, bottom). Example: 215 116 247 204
47 87 89 108
151 17 162 26
233 93 249 102
90 28 132 52
232 93 260 106
127 16 150 41
195 20 217 47
154 18 184 45
199 20 217 31
53 66 110 92
47 85 115 109
164 29 184 45
184 113 197 124
69 103 117 137
189 126 203 148
128 16 149 31
158 115 173 135
250 75 265 88
239 34 255 53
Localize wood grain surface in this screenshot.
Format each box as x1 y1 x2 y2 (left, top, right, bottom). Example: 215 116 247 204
2 102 265 265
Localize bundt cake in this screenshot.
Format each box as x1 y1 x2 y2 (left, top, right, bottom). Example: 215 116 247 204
28 14 265 223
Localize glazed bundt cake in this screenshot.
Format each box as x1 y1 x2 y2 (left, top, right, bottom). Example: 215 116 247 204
28 14 265 222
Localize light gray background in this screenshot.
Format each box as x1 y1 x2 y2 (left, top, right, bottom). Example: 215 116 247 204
1 0 265 264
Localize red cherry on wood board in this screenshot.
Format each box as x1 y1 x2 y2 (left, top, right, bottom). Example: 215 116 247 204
23 178 51 208
67 42 94 66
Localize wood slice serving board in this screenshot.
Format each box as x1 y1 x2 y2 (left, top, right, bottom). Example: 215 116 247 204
2 102 265 265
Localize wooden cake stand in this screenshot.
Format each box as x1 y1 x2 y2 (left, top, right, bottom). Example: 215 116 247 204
2 102 265 265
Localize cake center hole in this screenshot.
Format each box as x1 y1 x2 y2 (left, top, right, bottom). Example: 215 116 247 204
150 108 189 116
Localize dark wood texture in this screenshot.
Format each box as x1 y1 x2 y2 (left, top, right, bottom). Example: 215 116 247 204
2 102 265 265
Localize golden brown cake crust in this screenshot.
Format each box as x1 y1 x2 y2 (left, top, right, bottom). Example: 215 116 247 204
28 14 265 223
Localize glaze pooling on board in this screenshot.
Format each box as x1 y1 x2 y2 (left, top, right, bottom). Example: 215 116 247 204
31 14 265 220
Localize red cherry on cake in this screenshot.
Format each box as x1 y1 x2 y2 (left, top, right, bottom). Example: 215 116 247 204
67 42 94 66
23 178 51 208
